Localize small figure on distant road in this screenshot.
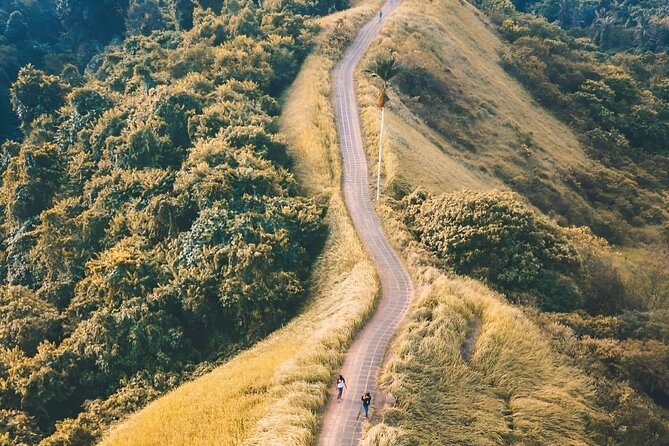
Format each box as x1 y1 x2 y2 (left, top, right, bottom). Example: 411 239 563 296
361 391 372 418
379 10 383 21
336 375 347 401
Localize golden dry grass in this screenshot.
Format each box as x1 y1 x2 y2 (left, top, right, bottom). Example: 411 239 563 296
360 275 597 446
99 4 383 445
356 0 591 198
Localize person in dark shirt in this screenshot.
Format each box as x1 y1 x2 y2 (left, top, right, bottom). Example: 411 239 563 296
361 391 372 418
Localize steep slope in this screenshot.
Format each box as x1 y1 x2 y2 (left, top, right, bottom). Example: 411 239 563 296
357 0 586 196
356 0 666 244
354 0 668 444
362 275 597 445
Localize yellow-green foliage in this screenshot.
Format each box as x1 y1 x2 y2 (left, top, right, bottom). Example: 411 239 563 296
99 4 382 445
1 2 339 443
361 275 597 446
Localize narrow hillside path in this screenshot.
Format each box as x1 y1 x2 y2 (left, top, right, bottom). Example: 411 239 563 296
318 1 413 444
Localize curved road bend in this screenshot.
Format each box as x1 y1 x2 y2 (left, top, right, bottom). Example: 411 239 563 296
318 0 413 445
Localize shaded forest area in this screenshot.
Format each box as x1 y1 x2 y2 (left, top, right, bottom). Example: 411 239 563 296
1 0 133 142
0 0 343 444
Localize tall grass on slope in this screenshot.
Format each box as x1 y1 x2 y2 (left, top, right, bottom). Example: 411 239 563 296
99 4 383 445
356 0 589 198
361 275 597 446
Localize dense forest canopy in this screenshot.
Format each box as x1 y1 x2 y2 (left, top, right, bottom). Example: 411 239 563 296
0 0 346 140
0 0 340 444
510 0 669 52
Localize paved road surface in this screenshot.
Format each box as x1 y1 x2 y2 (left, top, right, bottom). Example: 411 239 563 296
318 0 413 444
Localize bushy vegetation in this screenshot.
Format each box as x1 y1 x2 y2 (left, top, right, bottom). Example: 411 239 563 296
401 189 668 315
0 0 343 443
469 0 669 192
403 189 587 311
534 309 669 445
0 0 166 141
504 0 669 53
100 7 382 443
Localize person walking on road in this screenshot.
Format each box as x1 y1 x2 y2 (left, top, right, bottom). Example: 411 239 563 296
336 375 347 401
361 391 372 418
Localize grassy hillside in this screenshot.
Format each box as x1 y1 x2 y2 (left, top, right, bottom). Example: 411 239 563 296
99 3 383 445
357 0 667 244
353 0 667 444
361 275 597 445
358 0 586 194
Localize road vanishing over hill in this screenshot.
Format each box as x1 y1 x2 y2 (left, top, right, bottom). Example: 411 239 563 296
318 0 413 444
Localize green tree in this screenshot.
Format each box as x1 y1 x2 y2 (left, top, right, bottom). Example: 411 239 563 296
0 286 61 355
170 0 195 30
10 65 68 131
55 0 130 43
1 142 64 222
364 53 401 200
126 0 167 36
404 189 581 310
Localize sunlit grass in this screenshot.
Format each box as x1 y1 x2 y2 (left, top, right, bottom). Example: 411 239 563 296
361 275 597 446
357 0 590 198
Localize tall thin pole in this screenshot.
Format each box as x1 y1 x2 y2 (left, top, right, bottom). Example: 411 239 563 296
376 106 385 201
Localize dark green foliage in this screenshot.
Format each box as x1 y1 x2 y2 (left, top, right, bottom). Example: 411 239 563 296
0 0 172 141
55 0 130 43
0 408 42 446
126 0 167 37
1 142 64 222
0 0 333 443
0 286 61 355
171 0 196 30
505 0 669 52
40 375 167 445
403 189 581 310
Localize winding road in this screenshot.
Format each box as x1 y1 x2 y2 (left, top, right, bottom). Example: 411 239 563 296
318 0 413 444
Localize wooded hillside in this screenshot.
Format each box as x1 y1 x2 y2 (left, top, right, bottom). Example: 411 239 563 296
0 0 338 444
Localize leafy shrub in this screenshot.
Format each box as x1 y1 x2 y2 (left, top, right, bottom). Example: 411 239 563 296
1 142 64 222
563 226 628 314
9 66 68 131
0 286 61 355
403 189 581 310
